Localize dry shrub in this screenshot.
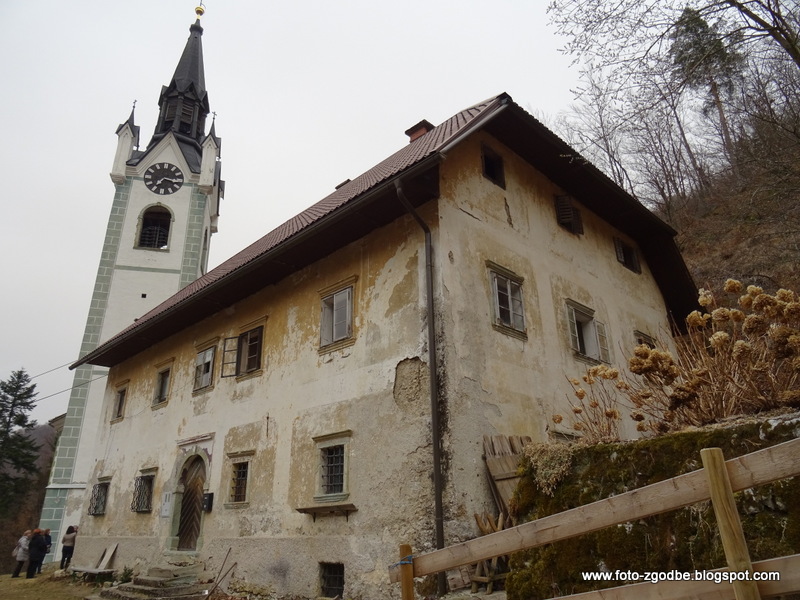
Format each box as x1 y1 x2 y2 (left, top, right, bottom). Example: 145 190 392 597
554 280 800 440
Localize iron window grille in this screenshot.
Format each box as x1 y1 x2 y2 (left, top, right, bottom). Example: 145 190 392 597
320 562 345 598
131 475 155 513
321 445 345 495
230 462 249 503
88 482 110 516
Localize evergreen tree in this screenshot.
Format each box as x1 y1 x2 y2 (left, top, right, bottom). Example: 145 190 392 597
0 369 40 518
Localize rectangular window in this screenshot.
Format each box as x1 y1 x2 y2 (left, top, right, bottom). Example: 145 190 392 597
194 346 216 390
313 430 351 502
635 330 656 349
113 388 126 420
131 475 155 513
230 462 249 503
222 326 264 377
320 562 345 598
88 481 110 516
481 144 505 188
555 195 584 235
614 237 641 273
154 368 171 404
490 270 525 334
566 301 610 363
321 445 345 495
321 287 353 347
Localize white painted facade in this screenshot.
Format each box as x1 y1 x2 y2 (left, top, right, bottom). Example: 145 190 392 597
40 19 222 562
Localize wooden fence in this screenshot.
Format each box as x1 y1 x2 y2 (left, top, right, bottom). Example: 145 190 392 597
389 437 800 600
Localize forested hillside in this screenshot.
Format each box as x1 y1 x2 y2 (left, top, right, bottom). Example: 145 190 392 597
548 0 800 291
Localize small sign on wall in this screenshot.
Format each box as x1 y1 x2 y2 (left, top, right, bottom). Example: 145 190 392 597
161 492 173 518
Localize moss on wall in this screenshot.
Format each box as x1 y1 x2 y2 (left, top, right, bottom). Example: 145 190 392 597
506 415 800 599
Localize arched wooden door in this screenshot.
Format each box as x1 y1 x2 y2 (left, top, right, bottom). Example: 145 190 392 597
177 456 206 550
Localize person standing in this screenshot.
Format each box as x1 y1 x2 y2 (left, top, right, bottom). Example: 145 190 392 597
38 528 52 574
59 526 77 570
26 529 48 578
11 530 31 578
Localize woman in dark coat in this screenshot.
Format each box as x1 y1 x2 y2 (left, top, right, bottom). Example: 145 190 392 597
26 529 48 578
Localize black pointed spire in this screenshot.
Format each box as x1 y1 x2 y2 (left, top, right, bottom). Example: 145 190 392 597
148 10 210 158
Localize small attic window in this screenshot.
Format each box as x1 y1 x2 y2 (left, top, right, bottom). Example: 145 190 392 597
482 145 505 189
554 195 584 235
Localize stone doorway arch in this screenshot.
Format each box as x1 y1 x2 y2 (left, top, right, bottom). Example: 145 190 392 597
176 455 206 550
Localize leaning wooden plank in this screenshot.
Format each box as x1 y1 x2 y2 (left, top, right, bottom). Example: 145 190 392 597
545 553 800 600
97 543 118 570
405 437 800 579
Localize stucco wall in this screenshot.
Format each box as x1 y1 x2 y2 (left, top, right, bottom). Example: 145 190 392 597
74 130 680 598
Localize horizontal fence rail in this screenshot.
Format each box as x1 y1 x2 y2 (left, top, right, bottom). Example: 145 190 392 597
390 436 800 590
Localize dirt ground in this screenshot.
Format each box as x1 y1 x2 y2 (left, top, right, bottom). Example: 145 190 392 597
0 572 93 600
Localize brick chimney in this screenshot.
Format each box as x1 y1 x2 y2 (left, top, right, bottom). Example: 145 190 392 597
404 119 434 143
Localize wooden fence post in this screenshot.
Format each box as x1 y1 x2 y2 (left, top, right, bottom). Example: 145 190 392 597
701 447 761 600
400 544 414 600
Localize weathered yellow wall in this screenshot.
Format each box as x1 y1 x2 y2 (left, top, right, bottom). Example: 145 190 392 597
74 129 679 598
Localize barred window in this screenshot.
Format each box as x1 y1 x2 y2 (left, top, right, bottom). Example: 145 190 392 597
230 462 249 503
321 445 345 495
320 562 345 598
131 475 155 513
88 482 110 516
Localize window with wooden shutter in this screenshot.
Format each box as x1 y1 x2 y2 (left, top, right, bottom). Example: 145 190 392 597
566 301 612 363
194 346 216 390
222 326 264 378
321 287 353 347
613 237 641 273
554 195 584 235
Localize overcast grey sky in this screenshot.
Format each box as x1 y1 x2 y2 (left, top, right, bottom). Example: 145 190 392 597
0 1 579 424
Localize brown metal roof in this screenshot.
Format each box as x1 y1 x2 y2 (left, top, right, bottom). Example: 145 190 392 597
73 93 696 369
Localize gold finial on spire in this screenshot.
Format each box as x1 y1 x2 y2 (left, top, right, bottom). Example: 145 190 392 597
195 3 205 18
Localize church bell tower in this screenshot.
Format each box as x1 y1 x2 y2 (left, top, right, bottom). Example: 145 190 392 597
40 6 223 563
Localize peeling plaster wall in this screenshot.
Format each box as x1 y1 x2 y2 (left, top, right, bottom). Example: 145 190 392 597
74 130 681 598
435 133 678 542
75 210 437 599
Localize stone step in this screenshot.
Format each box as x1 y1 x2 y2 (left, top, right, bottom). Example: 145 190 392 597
96 583 210 600
133 574 199 588
147 563 205 579
110 582 210 598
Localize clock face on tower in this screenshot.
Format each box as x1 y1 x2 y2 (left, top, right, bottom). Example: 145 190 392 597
144 163 185 195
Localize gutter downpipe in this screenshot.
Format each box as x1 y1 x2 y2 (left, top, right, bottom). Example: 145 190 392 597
395 180 447 596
